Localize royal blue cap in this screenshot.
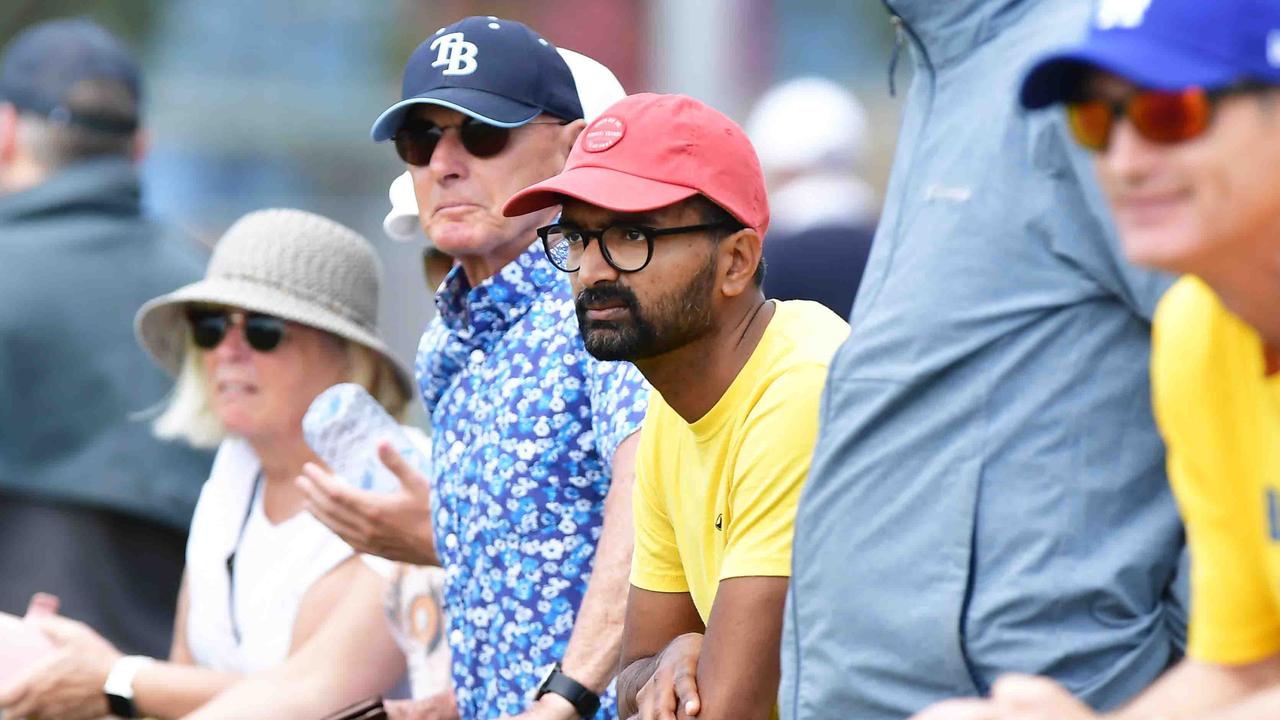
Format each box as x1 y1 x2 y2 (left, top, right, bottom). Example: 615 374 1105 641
1021 0 1280 109
0 17 141 134
370 16 583 141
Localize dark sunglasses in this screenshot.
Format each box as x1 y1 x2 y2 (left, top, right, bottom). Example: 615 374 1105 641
1066 82 1268 152
185 308 286 352
393 116 569 166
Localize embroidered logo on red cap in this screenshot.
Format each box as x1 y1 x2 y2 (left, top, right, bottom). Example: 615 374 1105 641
583 116 625 153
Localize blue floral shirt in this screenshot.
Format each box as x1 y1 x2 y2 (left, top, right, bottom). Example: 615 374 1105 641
417 242 649 719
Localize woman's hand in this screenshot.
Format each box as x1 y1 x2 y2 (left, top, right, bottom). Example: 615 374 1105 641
0 615 123 720
299 441 438 565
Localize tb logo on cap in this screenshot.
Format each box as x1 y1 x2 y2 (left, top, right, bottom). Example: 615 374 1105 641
430 32 478 76
1095 0 1153 30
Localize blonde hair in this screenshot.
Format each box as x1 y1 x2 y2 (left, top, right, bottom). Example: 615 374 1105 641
347 343 411 421
153 335 410 449
152 340 224 449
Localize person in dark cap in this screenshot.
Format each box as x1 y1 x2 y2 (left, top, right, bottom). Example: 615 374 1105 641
295 16 649 720
0 16 211 660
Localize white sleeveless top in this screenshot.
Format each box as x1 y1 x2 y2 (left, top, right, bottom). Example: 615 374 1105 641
185 438 355 673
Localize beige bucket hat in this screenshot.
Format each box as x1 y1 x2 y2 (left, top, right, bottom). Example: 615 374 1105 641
135 208 413 399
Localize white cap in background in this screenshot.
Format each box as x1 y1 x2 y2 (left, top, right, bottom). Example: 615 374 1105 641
745 76 869 177
746 76 876 233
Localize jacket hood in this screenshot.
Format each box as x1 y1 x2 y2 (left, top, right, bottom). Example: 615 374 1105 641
885 0 1044 66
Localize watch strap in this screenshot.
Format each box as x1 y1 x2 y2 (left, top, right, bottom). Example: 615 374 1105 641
537 667 600 719
103 655 153 719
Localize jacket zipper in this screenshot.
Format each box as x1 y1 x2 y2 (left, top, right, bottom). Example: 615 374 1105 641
888 14 905 96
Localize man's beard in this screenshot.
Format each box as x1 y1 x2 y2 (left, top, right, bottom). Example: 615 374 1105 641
575 254 717 362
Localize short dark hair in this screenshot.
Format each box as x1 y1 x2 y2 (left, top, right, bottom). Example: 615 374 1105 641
16 77 138 168
691 195 764 287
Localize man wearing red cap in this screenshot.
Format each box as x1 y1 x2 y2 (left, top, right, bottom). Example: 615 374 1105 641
504 93 850 720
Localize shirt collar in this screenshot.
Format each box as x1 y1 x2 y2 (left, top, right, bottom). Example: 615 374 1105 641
434 240 563 349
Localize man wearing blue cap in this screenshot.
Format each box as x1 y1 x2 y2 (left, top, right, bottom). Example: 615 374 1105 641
914 1 1280 718
0 17 210 657
299 16 648 720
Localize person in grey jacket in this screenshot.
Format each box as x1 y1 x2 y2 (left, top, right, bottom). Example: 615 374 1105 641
0 18 211 657
780 1 1186 718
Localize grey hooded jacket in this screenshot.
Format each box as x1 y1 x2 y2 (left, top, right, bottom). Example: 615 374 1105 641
0 158 211 529
780 1 1186 718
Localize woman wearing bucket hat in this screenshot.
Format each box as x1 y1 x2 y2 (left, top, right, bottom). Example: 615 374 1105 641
0 209 421 720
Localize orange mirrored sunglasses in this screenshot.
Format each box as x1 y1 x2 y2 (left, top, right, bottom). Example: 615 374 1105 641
1066 83 1267 152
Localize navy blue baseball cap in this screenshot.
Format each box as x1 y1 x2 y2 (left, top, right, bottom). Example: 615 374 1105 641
0 17 141 134
1021 0 1280 109
370 16 583 141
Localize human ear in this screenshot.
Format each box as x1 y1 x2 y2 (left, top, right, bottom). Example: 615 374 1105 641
557 118 587 160
718 228 763 298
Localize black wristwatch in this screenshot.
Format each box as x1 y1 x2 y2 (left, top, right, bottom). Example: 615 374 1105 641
535 663 601 719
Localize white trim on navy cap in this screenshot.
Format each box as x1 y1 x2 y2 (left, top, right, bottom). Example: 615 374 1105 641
370 97 540 141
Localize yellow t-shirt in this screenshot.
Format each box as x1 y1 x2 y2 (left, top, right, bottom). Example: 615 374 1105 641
630 300 850 622
1152 276 1280 664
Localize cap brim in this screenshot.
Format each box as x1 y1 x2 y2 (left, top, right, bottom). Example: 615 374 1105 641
1020 34 1242 109
503 166 699 218
370 87 541 141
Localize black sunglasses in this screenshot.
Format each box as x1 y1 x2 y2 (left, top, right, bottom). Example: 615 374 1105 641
185 308 286 352
393 117 569 166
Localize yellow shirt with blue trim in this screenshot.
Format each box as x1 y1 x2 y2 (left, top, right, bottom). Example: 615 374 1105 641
630 300 850 623
1152 275 1280 664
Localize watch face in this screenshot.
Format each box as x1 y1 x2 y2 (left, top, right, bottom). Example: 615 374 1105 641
107 693 136 719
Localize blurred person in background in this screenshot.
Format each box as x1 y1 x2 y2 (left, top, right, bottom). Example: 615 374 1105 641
0 17 212 659
745 76 877 319
914 1 1280 718
780 1 1186 718
298 19 648 720
0 209 416 720
505 91 849 720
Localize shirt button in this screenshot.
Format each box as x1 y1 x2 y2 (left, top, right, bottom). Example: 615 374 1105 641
469 349 485 364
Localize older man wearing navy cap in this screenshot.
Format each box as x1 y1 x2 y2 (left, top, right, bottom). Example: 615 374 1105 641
915 1 1280 718
298 16 648 720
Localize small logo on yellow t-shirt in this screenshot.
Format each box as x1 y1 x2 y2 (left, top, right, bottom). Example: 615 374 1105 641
715 513 723 532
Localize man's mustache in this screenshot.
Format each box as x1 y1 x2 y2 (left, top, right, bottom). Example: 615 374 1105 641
575 284 639 313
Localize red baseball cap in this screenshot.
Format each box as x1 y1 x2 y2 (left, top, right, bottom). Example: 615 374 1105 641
502 92 769 236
